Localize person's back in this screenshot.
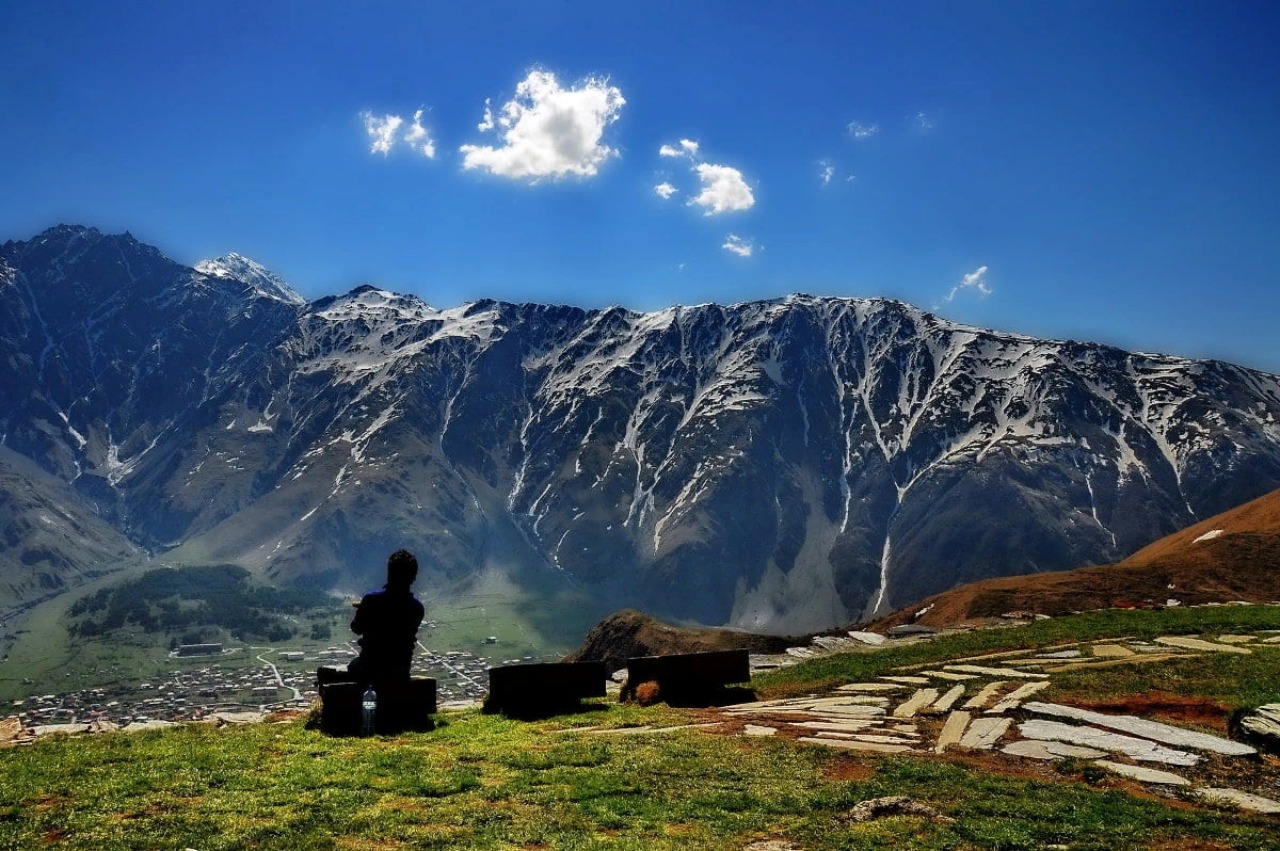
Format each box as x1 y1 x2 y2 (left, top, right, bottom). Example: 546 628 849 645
350 582 424 682
318 548 425 690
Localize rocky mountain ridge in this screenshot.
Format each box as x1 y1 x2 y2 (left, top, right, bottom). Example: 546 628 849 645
3 225 1280 632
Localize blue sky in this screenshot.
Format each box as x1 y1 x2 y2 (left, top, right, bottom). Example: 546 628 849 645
3 1 1279 371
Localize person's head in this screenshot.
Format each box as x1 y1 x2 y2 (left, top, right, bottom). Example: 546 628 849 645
386 549 418 588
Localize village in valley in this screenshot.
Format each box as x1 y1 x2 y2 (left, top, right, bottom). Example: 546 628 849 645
5 637 525 733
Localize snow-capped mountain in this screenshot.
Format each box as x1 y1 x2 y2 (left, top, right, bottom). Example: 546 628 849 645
3 225 1280 631
193 253 306 306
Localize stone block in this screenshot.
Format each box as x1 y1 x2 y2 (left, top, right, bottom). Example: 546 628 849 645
487 662 604 716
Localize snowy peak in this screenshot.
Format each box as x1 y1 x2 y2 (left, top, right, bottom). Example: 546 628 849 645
195 252 306 306
4 224 1280 634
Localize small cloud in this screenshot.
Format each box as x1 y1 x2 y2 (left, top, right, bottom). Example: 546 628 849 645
914 111 936 132
361 112 404 155
360 108 436 158
659 138 700 159
945 265 992 302
654 182 678 200
722 234 756 257
690 163 755 215
460 69 626 181
819 159 835 186
402 109 436 159
847 121 879 140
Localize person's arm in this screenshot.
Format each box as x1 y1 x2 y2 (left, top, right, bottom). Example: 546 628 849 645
351 597 369 635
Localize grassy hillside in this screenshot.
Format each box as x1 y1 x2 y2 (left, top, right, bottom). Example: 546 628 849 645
3 606 1279 849
871 487 1280 630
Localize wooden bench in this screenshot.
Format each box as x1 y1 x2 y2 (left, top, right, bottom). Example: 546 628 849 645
318 677 437 736
483 661 607 717
622 649 750 706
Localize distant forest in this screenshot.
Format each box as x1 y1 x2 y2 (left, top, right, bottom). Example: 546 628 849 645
68 564 340 644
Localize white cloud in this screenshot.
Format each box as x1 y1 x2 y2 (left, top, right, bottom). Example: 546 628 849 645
690 163 755 215
915 111 936 132
722 234 756 257
402 109 437 159
819 159 835 186
361 112 404 155
848 121 879 140
654 182 678 200
945 265 992 302
659 138 699 159
360 108 436 158
459 70 625 181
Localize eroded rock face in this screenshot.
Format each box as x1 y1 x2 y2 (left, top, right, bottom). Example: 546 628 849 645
5 225 1280 631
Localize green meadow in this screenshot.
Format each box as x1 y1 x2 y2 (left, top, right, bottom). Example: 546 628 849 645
2 606 1278 849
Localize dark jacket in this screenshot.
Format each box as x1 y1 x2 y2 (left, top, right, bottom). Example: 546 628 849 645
350 585 425 682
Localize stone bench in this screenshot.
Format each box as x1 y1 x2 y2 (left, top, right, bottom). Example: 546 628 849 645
318 677 436 736
622 649 751 706
483 661 607 717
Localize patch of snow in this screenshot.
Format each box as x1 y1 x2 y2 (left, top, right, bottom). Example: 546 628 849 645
1192 529 1224 544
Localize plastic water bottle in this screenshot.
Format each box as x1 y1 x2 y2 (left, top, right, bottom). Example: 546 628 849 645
361 686 377 735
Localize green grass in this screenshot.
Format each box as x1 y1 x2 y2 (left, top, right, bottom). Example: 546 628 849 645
0 703 1275 850
4 605 1279 848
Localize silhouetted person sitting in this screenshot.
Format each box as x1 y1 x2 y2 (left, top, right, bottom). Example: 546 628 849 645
318 549 425 691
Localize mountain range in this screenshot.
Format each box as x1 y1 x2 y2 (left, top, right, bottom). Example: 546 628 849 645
3 225 1280 633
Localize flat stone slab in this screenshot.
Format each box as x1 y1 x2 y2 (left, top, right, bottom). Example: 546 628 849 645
988 681 1050 714
933 685 967 713
1050 653 1183 672
1264 636 1280 644
958 717 1012 749
962 681 1009 710
1195 787 1280 814
212 711 267 725
29 723 89 737
795 720 880 732
1023 702 1256 756
893 688 940 719
808 705 886 719
1002 739 1107 761
798 736 912 754
743 725 777 737
1215 634 1258 644
723 697 811 711
786 647 818 658
1095 760 1190 786
1090 644 1136 658
590 723 722 735
800 696 888 708
935 711 970 753
836 683 902 693
946 665 1044 680
922 670 979 681
1128 643 1173 653
1018 720 1199 766
881 675 932 685
122 720 178 732
847 631 887 645
1036 649 1083 659
1154 636 1251 655
845 733 917 745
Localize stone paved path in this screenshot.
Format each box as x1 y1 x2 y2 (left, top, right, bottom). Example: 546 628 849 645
714 629 1280 817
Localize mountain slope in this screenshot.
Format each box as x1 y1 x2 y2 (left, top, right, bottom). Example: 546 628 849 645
0 446 141 609
3 225 1280 632
870 487 1280 629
